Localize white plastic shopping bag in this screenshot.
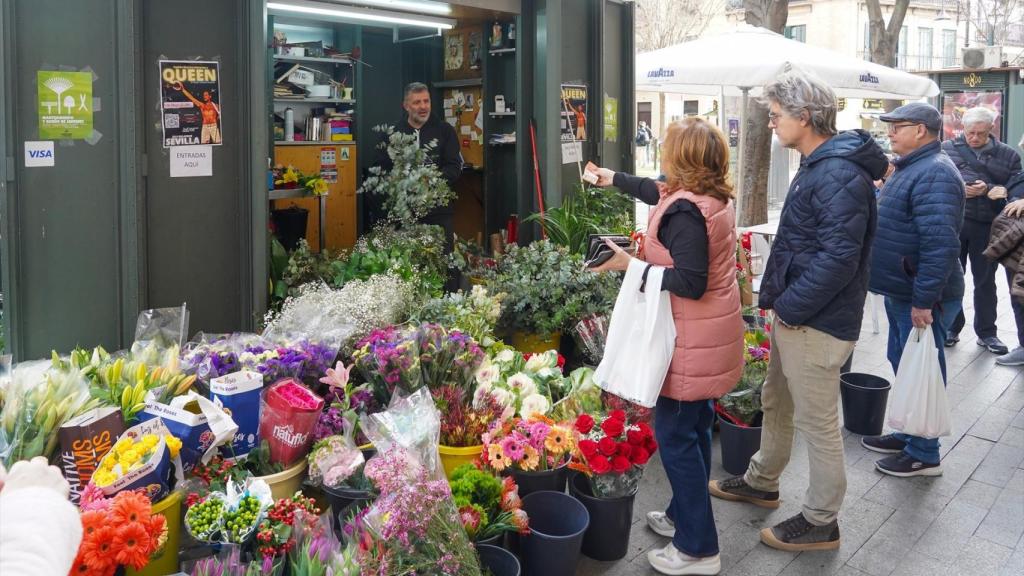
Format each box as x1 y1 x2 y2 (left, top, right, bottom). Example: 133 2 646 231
594 258 676 407
887 326 951 438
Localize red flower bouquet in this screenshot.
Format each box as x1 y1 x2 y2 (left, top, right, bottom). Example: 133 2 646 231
570 410 658 498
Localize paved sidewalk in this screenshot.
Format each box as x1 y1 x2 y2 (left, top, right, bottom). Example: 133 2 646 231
578 273 1024 576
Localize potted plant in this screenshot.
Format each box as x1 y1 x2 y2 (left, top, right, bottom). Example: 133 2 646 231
481 415 576 497
569 410 659 561
448 463 529 547
715 326 770 476
486 240 618 352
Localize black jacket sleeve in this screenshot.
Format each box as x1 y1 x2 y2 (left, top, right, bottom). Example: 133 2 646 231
652 200 709 299
438 122 465 186
612 172 660 205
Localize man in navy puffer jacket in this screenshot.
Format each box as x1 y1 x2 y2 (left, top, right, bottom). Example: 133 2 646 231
864 103 965 478
709 70 887 554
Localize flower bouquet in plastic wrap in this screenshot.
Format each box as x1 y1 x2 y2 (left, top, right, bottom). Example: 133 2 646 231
570 409 659 498
258 379 325 466
184 478 274 545
313 360 381 447
350 326 422 405
355 387 482 575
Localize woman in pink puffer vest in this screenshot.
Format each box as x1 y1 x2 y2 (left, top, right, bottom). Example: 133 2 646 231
590 117 744 576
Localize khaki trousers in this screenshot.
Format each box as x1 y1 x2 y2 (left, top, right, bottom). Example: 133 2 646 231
744 323 855 526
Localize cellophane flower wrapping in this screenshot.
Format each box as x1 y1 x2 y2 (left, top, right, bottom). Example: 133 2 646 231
258 379 324 466
351 326 422 405
307 417 365 490
358 447 481 575
181 333 341 389
572 410 659 499
414 323 485 393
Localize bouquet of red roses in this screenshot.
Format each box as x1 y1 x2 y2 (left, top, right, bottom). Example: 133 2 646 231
570 410 658 498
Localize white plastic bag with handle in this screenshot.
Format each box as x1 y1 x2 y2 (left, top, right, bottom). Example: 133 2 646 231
594 258 676 408
887 326 951 438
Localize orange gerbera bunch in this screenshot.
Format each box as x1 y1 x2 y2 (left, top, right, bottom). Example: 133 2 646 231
68 490 167 576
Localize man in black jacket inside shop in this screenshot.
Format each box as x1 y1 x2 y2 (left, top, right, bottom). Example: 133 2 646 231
941 106 1023 356
372 82 464 252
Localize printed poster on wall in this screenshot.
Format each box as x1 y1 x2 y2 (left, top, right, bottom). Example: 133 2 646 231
603 94 618 142
942 91 1002 141
159 60 223 148
560 84 588 143
37 71 93 140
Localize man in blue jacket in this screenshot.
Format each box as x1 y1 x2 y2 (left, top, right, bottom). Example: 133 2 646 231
710 70 888 552
942 107 1022 355
863 103 965 478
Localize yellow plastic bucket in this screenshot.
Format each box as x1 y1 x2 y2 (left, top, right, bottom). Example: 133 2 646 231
438 444 483 479
125 491 181 576
259 460 308 502
509 331 561 354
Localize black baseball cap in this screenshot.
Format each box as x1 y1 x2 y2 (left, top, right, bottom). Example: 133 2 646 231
879 102 942 132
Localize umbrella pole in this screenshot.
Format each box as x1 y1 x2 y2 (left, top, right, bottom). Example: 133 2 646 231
737 87 750 224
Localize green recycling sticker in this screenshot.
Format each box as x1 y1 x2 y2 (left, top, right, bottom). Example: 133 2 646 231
37 71 93 140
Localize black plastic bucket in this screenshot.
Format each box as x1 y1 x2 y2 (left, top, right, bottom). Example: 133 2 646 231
521 491 589 576
840 373 891 436
510 464 568 498
476 544 520 576
271 206 309 252
569 473 635 561
324 485 372 525
718 417 762 476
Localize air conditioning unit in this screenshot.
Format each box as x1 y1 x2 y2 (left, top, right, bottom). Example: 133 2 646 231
962 46 1004 69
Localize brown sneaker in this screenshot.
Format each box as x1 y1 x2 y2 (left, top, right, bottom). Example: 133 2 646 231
760 513 840 551
708 475 780 509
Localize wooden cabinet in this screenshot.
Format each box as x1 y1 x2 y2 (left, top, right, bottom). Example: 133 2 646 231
272 143 358 251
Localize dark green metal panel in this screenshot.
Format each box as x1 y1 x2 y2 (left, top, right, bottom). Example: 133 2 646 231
9 0 124 358
0 0 16 356
597 0 634 173
1008 83 1023 152
142 0 250 334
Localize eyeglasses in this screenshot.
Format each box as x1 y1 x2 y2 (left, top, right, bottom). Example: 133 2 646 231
886 123 920 135
767 112 782 123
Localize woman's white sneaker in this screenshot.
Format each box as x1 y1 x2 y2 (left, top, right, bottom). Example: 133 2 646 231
646 511 676 537
647 542 721 575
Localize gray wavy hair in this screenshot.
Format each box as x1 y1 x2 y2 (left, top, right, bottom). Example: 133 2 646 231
762 69 837 137
962 106 996 127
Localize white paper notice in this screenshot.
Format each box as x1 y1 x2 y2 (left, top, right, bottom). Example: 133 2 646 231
170 145 212 177
460 125 472 135
561 141 583 164
24 141 55 167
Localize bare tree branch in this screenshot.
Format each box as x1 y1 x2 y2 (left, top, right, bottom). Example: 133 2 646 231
635 0 727 52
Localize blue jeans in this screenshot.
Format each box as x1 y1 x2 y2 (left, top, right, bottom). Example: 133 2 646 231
883 297 962 464
655 397 718 558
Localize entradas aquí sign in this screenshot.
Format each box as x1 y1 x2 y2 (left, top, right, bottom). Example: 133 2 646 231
37 71 93 140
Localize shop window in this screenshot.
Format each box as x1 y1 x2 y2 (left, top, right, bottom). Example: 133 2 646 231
784 25 806 43
683 100 698 117
942 29 957 67
918 28 933 70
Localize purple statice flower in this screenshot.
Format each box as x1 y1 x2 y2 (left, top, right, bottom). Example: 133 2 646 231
313 406 347 442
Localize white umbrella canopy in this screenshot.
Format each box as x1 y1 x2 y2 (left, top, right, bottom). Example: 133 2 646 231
636 24 939 100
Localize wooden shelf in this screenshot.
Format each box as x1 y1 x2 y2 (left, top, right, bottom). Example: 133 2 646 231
273 98 356 105
489 112 516 117
274 141 356 146
434 78 483 88
489 48 516 55
273 54 352 65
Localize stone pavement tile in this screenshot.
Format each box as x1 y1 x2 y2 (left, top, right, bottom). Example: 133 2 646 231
778 497 893 576
950 536 1013 576
723 541 798 576
911 498 988 563
962 369 1016 405
1000 425 1024 449
993 375 1024 413
970 442 1024 488
842 464 883 504
999 548 1024 576
832 567 871 576
952 478 1003 509
863 475 953 512
968 406 1021 443
1011 410 1024 430
1007 468 1024 493
717 520 766 574
906 435 993 497
889 550 953 576
974 488 1024 548
845 503 944 576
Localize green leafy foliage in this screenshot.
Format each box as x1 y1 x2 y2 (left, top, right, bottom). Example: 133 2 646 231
524 184 636 255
